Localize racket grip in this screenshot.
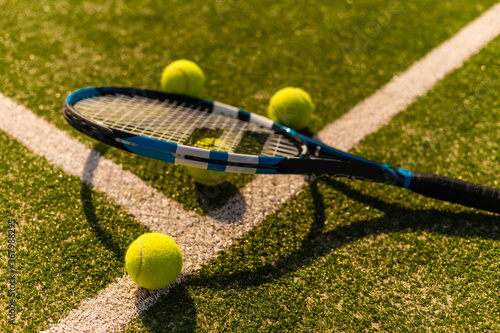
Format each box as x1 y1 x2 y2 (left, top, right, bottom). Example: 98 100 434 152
408 172 500 214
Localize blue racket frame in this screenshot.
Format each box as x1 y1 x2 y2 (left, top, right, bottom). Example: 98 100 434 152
64 87 500 213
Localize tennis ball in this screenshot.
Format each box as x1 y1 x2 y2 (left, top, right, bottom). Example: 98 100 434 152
125 233 183 290
161 59 205 98
268 87 314 129
187 138 229 186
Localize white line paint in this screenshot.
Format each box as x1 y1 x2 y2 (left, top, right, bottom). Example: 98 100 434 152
0 3 498 332
1 93 305 332
319 3 500 149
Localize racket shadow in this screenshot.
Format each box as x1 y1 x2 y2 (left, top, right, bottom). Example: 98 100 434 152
186 177 500 289
80 183 127 259
132 177 499 331
80 144 129 259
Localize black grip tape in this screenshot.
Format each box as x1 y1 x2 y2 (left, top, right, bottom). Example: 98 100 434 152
409 172 500 214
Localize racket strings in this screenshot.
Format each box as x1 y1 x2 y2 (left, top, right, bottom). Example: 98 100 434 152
74 94 300 157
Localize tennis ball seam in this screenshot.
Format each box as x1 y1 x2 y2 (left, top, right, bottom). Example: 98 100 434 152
293 88 308 108
269 88 307 122
125 233 183 290
171 66 190 93
268 87 313 129
269 102 284 123
269 100 294 123
136 239 144 281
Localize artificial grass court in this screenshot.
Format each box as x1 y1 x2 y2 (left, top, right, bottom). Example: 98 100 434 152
0 0 499 332
125 37 500 332
2 0 498 213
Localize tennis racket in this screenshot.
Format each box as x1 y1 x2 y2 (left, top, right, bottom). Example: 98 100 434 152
63 87 500 214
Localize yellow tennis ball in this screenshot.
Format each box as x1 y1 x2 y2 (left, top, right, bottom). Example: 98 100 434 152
187 138 229 186
161 59 205 98
188 167 228 186
125 233 183 290
268 87 314 129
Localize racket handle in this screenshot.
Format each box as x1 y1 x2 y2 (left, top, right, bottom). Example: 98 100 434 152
408 172 500 214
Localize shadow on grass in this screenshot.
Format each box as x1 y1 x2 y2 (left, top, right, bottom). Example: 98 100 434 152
80 183 128 259
195 177 500 288
90 141 243 216
80 144 128 259
195 180 244 217
131 284 198 333
80 143 151 260
134 176 499 332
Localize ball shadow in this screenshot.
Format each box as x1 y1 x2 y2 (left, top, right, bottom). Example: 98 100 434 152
194 181 246 220
133 283 197 332
136 176 499 331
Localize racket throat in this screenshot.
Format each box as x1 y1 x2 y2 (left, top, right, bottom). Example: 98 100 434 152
278 158 412 187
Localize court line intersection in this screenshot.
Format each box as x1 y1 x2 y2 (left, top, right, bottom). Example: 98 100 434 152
0 3 499 331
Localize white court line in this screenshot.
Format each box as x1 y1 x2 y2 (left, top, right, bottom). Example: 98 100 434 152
1 3 499 332
0 94 306 331
319 3 500 149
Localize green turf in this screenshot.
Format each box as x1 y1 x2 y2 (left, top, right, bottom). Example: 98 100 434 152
0 130 149 332
124 29 500 333
1 0 499 331
1 0 498 212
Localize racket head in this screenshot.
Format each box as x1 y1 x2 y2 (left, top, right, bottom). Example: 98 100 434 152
64 87 308 174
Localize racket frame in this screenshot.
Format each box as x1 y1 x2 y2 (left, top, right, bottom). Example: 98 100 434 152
64 86 412 182
63 86 500 214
